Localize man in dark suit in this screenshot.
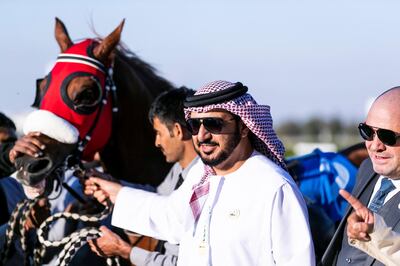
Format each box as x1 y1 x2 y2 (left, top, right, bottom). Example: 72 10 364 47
321 87 400 265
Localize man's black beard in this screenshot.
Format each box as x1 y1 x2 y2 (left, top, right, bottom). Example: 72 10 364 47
196 129 241 167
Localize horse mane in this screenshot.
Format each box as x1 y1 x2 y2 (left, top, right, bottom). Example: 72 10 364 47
99 41 174 186
89 35 175 94
115 43 175 94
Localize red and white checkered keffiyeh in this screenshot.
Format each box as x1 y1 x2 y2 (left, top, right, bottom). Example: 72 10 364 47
186 80 286 221
185 80 286 170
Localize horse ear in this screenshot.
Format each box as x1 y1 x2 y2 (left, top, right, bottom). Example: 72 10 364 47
55 17 73 52
93 19 125 63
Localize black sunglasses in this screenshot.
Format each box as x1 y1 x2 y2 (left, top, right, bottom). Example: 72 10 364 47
358 123 400 146
186 117 235 135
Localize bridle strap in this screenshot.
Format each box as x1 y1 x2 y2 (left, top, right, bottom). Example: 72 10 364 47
57 53 107 73
76 65 119 156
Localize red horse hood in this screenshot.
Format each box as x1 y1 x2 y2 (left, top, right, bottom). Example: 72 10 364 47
39 39 113 161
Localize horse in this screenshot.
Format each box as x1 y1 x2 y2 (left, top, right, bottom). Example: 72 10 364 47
286 142 369 262
1 18 177 266
28 17 173 187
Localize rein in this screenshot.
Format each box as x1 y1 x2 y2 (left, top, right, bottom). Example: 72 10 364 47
0 174 119 265
0 156 117 265
36 198 119 266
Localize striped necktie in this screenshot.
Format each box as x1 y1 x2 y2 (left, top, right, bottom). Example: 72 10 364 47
369 177 396 213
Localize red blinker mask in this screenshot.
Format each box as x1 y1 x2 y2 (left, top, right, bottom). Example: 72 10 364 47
38 39 114 161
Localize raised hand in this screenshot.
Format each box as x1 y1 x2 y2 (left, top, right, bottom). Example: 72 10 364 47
9 132 46 163
339 189 374 241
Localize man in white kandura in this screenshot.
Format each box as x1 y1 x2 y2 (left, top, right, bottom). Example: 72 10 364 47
85 80 315 265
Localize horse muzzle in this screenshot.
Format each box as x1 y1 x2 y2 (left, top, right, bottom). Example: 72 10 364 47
15 155 54 187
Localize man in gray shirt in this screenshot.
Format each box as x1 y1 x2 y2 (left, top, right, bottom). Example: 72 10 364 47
88 87 198 266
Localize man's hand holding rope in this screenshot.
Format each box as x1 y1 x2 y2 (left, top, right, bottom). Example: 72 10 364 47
24 198 51 231
84 176 122 205
88 226 131 260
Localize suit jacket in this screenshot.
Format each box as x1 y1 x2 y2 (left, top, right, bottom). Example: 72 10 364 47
321 158 400 265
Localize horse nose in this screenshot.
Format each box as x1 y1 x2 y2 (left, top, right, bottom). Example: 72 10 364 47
27 156 53 175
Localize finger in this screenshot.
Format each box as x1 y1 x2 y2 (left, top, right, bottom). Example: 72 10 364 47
348 221 372 240
23 134 46 150
24 218 33 231
88 239 93 247
12 141 43 158
83 179 99 191
27 131 42 137
359 231 371 241
339 189 366 211
83 179 96 187
97 194 108 205
353 222 371 234
92 189 106 198
88 177 110 189
347 211 363 224
349 230 371 241
93 190 109 205
88 177 102 185
91 238 108 257
83 188 93 196
9 150 18 163
99 225 111 234
19 134 46 150
84 183 97 192
88 240 101 256
12 145 38 158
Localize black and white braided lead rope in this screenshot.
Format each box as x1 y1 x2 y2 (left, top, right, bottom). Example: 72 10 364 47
37 199 120 266
19 199 38 265
0 198 39 266
56 227 118 266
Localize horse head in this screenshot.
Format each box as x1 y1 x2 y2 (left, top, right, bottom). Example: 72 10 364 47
33 17 124 161
21 17 172 189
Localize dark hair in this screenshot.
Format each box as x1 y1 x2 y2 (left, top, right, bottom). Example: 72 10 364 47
148 87 195 130
0 112 16 130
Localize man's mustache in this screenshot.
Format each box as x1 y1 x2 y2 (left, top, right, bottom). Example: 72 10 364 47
197 140 218 146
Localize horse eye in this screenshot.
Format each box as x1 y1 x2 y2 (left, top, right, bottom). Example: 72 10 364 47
73 86 102 107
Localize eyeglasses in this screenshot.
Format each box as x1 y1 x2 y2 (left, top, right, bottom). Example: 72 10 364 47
358 123 400 146
186 117 235 135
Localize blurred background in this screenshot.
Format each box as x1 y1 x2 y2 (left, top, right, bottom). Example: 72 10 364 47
2 0 400 155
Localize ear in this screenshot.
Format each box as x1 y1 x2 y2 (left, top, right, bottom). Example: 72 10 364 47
172 123 184 140
240 122 250 138
55 17 73 52
93 19 125 63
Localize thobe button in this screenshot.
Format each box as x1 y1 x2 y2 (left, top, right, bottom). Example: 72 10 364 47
345 258 351 263
228 209 240 219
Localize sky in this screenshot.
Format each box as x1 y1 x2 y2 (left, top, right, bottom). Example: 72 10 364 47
2 0 400 129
